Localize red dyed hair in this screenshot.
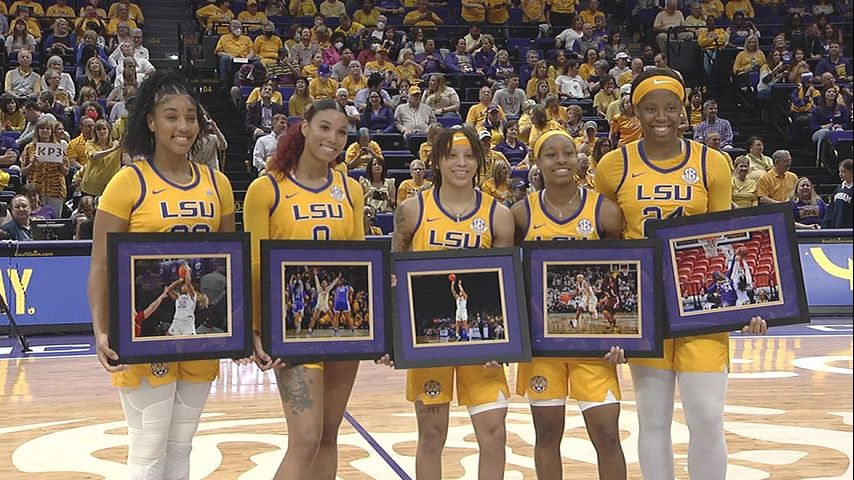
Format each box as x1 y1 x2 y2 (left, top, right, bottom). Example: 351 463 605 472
267 99 341 175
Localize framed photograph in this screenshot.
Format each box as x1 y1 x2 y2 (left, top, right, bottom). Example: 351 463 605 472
523 240 663 357
391 248 531 369
647 203 809 337
107 233 252 364
261 240 391 363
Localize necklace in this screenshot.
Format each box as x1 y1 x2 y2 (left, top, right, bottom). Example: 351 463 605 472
444 192 476 222
542 187 580 219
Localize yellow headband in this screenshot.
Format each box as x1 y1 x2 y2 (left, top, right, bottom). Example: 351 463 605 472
632 75 685 106
452 131 471 148
533 130 574 159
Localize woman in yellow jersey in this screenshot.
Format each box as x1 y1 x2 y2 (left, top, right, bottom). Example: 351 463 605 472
391 125 515 479
243 99 365 480
594 68 767 479
510 130 627 480
87 71 236 480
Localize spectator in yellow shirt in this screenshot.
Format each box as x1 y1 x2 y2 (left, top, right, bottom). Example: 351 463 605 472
46 0 75 18
725 0 755 19
757 150 798 203
106 4 138 36
290 0 318 17
697 15 730 74
320 0 347 18
341 61 368 100
10 0 42 16
404 0 443 27
345 128 384 169
238 0 268 33
462 0 487 23
254 21 283 64
548 0 577 29
466 86 506 128
521 0 547 23
699 0 724 18
487 0 510 23
353 0 382 26
288 78 315 116
397 160 433 203
12 7 40 39
309 64 339 100
364 47 399 87
214 20 256 88
108 0 145 24
578 0 605 25
198 0 234 34
302 52 324 79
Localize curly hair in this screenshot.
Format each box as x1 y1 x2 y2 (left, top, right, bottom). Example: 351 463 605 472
429 125 485 188
124 71 206 158
267 98 344 176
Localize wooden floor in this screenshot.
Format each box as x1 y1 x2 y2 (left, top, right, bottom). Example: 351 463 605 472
0 330 851 479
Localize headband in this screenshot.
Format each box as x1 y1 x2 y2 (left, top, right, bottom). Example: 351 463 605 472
631 75 685 106
452 131 471 148
533 130 574 159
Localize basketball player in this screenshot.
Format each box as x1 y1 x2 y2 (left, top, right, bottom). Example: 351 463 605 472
289 274 306 334
511 130 629 480
451 279 469 341
574 273 599 331
306 271 340 337
599 273 620 331
134 286 172 338
88 71 236 480
331 276 355 336
595 68 767 479
728 247 754 305
166 263 198 336
391 125 515 479
243 99 365 480
707 271 738 308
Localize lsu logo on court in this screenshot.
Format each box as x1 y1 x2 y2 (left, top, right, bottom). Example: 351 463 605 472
0 268 33 316
293 203 344 220
636 184 693 201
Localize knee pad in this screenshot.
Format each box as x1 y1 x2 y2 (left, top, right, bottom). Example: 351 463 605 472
163 441 193 480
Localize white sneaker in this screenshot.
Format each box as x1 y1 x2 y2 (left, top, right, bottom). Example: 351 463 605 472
295 324 302 334
306 329 313 338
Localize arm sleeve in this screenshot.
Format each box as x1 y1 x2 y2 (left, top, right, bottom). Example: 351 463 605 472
243 176 274 332
705 149 734 212
96 167 141 220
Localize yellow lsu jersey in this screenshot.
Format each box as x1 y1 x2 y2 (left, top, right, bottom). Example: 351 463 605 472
595 139 731 240
97 159 235 233
522 188 604 241
244 169 365 242
412 188 498 251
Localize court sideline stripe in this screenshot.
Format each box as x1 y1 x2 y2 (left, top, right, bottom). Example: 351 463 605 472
344 410 412 480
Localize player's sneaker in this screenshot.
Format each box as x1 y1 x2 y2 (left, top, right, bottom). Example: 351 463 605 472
334 329 341 337
306 329 313 338
295 323 302 335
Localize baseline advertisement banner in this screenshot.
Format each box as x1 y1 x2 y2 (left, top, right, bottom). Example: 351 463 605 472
798 241 853 310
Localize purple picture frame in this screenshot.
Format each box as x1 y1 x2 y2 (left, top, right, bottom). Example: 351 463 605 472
647 203 809 338
108 233 252 364
391 248 531 369
523 240 663 357
261 240 392 363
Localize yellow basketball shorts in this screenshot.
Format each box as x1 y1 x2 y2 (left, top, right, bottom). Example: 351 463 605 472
629 333 730 372
407 365 509 406
516 357 621 403
112 359 220 388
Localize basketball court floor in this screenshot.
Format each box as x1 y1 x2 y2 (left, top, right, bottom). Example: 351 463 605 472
0 320 850 479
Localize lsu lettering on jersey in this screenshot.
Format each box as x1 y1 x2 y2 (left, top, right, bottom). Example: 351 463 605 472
412 188 497 251
522 188 604 241
595 139 731 240
595 138 732 373
98 159 235 233
243 169 365 331
97 159 235 388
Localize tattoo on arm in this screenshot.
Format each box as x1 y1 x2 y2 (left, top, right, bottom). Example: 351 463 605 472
391 204 413 253
276 365 314 415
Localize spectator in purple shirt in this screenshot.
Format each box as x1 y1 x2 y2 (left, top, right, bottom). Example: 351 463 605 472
445 37 475 74
815 42 853 83
414 39 445 75
360 89 396 132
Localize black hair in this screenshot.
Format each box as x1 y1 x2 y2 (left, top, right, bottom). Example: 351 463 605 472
429 125 485 188
125 70 206 158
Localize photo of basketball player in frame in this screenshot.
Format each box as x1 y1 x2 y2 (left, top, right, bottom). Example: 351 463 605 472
647 203 809 338
107 233 253 364
391 248 531 369
261 240 392 363
523 240 664 358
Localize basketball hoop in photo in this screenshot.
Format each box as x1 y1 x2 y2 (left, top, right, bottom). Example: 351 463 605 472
699 236 721 258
